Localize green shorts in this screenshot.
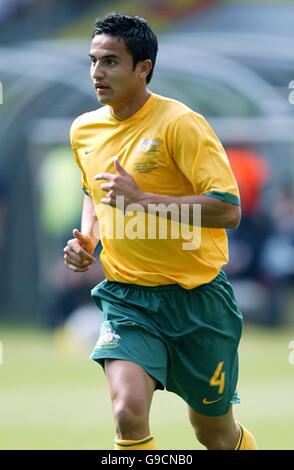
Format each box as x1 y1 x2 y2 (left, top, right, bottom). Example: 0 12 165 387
90 270 242 416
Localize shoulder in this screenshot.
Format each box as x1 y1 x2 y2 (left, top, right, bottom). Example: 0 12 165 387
153 93 192 116
153 93 209 133
70 107 108 143
153 94 212 143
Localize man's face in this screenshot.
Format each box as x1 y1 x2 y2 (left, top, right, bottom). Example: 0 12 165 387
89 34 143 107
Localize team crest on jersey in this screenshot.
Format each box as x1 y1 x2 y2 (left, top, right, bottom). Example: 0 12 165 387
136 138 162 155
134 138 163 173
95 322 121 349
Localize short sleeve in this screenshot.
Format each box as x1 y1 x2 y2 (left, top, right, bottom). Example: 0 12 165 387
171 113 240 206
70 120 92 197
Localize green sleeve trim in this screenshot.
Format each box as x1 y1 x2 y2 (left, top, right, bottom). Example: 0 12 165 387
83 187 90 196
203 191 240 206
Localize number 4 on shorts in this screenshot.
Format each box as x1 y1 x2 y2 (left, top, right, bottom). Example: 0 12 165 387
210 361 225 394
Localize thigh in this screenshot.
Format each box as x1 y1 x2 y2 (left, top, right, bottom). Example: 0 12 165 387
105 359 157 410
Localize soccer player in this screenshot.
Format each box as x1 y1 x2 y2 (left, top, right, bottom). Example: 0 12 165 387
64 13 257 450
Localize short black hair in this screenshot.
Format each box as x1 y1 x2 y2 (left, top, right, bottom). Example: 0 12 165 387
92 13 158 84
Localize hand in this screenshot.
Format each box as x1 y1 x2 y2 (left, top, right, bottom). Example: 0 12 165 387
95 158 145 209
64 229 96 272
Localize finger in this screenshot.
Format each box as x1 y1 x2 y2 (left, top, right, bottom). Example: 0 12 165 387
100 183 113 192
101 196 115 206
72 229 89 243
64 248 92 265
94 172 115 181
70 232 96 260
114 158 129 176
64 249 83 264
101 188 116 204
64 249 93 265
68 241 96 262
64 257 91 270
65 262 90 272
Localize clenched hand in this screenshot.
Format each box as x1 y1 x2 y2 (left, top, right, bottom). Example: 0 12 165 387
95 158 145 208
64 229 96 272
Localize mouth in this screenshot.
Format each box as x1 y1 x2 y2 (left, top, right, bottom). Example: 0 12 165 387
95 83 110 91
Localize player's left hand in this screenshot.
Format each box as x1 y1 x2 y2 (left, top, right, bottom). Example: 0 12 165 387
95 158 145 208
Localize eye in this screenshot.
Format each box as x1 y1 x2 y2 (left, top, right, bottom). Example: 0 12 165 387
105 58 116 66
90 57 96 65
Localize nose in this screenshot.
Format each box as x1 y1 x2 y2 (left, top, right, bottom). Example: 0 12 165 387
92 61 105 80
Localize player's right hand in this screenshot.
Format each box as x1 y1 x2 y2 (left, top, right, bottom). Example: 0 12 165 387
64 229 96 272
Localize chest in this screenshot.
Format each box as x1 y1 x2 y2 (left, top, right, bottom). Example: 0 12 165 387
77 123 192 198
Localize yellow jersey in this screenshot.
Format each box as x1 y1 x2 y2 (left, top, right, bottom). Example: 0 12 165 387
70 93 240 289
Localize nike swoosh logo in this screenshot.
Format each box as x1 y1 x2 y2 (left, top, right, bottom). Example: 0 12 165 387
85 149 95 155
202 397 223 405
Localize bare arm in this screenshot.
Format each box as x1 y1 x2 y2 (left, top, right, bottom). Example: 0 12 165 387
140 193 240 229
64 195 100 272
81 194 100 246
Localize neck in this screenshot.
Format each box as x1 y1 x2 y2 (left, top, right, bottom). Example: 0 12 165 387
110 89 151 121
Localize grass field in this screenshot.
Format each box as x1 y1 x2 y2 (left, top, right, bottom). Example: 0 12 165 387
0 325 293 450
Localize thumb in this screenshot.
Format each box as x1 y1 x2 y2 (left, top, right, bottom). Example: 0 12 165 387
114 158 129 176
73 229 88 242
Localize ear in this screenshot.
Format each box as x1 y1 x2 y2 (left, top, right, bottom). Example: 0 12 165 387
137 59 153 80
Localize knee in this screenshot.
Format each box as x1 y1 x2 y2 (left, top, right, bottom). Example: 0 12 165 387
196 428 232 450
189 408 238 450
113 397 147 435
